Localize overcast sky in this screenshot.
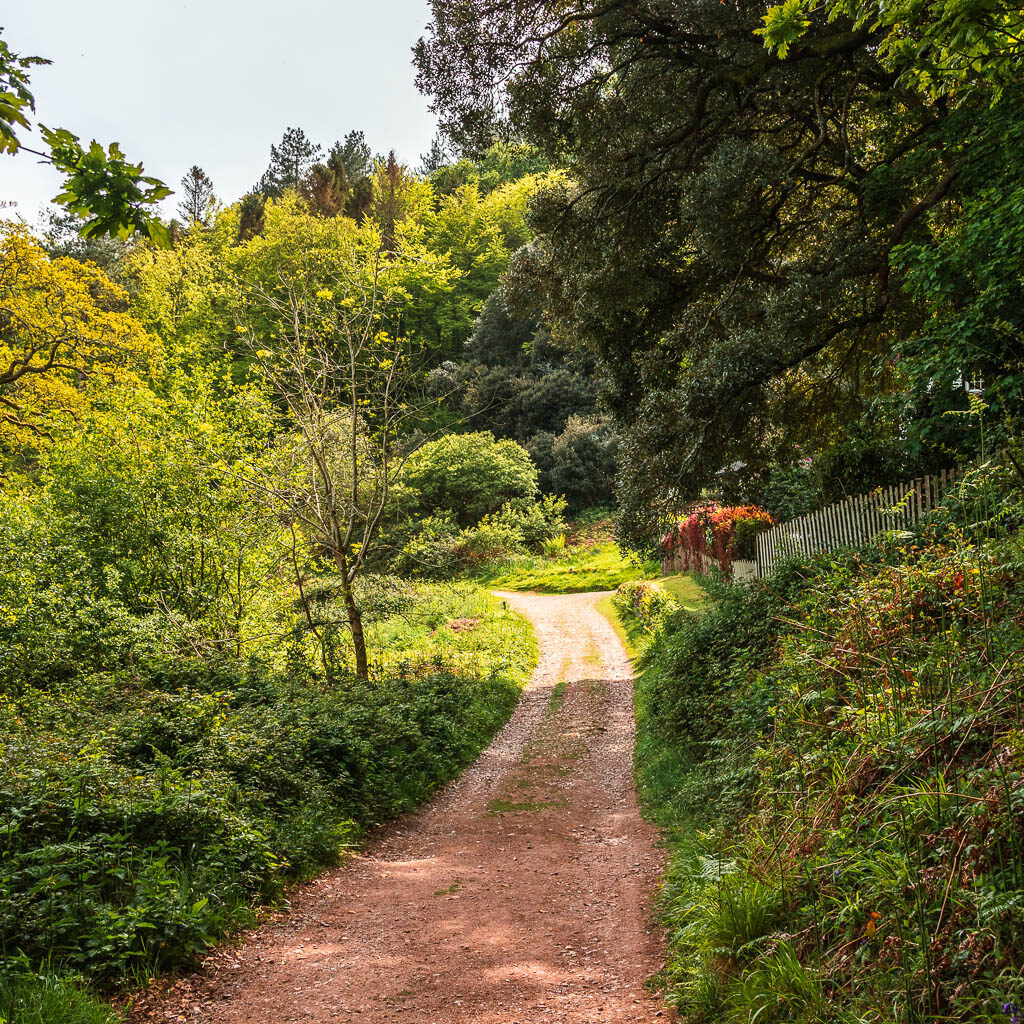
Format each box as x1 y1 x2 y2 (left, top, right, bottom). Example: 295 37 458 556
1 0 439 230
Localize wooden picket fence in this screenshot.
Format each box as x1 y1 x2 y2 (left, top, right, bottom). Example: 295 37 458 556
755 468 960 577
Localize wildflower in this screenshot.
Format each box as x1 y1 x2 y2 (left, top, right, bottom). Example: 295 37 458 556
1003 1002 1020 1024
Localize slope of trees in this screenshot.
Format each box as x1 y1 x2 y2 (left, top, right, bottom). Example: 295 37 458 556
1 130 584 1012
415 0 1024 542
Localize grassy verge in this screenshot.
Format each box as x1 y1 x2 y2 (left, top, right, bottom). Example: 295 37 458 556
480 540 659 593
0 970 120 1024
627 464 1024 1023
656 573 706 612
0 583 534 1018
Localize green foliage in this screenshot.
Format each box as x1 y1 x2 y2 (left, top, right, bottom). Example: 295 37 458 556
533 415 618 512
43 129 171 245
895 97 1024 434
395 495 566 578
635 461 1024 1022
613 580 680 638
0 35 47 155
0 584 533 989
760 0 1024 100
416 0 1015 545
491 493 567 551
482 540 658 594
401 431 539 528
257 127 323 198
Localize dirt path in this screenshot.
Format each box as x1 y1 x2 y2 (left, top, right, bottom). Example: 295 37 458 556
135 591 666 1024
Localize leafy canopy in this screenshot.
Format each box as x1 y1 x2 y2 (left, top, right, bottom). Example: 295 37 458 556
0 223 159 444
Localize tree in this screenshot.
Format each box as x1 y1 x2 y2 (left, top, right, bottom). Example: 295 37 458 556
1 29 170 244
303 148 350 218
236 220 448 680
760 0 1024 100
419 134 452 175
401 431 539 528
42 209 127 281
237 192 266 242
301 134 376 219
178 165 215 225
258 127 323 198
0 223 157 444
416 0 981 544
372 151 410 249
333 130 373 184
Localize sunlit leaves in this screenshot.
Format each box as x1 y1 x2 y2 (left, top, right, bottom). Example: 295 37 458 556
43 128 172 245
0 223 160 445
755 0 812 58
760 0 1024 100
0 35 48 154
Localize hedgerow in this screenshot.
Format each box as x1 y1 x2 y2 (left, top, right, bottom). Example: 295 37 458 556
636 461 1024 1023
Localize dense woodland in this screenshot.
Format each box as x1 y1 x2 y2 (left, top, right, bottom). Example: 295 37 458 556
2 0 1024 1020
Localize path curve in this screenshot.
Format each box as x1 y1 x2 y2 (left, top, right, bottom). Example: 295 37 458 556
134 591 666 1024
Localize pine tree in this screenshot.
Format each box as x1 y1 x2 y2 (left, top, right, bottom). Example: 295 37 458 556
177 165 214 226
418 134 451 175
258 128 322 198
373 151 408 249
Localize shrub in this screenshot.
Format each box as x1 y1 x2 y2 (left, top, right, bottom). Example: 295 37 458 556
638 461 1024 1022
613 579 678 635
0 588 533 990
489 493 567 551
396 513 463 577
455 518 525 565
541 415 618 511
661 504 773 575
401 431 539 528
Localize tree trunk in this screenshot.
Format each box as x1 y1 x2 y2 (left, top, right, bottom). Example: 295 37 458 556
344 586 369 681
337 551 369 681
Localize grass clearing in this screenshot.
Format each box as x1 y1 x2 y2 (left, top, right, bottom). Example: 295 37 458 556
655 573 705 612
479 541 658 593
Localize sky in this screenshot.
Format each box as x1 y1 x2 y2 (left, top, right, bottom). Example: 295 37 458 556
1 0 439 229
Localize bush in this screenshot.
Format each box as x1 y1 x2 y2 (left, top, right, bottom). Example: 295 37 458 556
539 415 618 511
637 462 1024 1022
395 513 463 577
489 493 567 551
401 432 539 528
455 517 525 566
0 588 533 990
396 495 567 577
613 579 678 636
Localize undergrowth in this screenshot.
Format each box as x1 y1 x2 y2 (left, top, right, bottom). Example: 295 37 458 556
0 584 534 1013
624 461 1024 1023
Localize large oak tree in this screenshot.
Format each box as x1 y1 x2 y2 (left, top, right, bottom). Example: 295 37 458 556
415 0 988 540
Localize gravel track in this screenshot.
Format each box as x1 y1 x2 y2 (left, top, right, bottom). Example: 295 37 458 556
133 590 666 1024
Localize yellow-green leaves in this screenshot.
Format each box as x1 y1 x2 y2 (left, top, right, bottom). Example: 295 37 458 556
756 0 813 58
0 223 160 445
